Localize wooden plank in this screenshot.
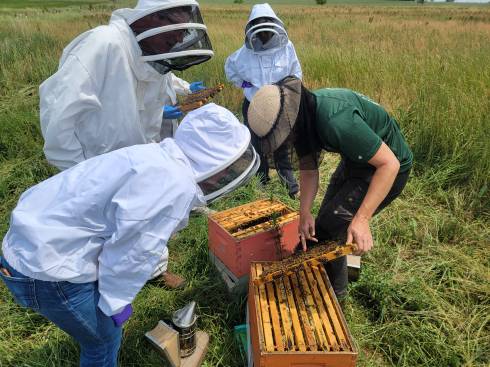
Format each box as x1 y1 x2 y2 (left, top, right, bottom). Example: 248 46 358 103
251 264 266 352
304 265 339 351
312 265 349 351
283 275 306 352
290 273 318 351
256 264 275 352
211 199 270 220
210 199 267 220
212 200 284 224
297 268 329 351
265 279 284 351
274 278 295 350
255 245 354 285
319 266 354 352
232 212 299 239
217 203 286 223
222 203 289 232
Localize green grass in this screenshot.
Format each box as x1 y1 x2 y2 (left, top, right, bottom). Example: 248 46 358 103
0 0 107 8
0 2 489 367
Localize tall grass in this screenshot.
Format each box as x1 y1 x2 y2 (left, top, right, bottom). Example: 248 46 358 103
0 2 489 366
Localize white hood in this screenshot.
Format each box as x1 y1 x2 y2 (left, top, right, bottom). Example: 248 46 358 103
114 0 199 25
245 3 288 53
174 103 250 179
111 0 212 74
108 12 163 82
247 3 284 27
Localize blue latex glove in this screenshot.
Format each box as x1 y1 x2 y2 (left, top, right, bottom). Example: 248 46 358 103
189 81 205 92
241 80 253 88
111 304 133 327
163 105 183 119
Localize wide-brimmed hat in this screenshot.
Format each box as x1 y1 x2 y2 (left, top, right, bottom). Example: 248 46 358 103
247 76 302 155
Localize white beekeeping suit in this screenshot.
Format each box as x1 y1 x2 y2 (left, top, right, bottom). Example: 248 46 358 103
2 104 257 316
40 0 213 170
224 3 302 102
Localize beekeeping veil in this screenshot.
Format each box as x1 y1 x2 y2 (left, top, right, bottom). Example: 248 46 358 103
248 76 323 170
245 3 288 53
174 104 260 203
125 0 213 74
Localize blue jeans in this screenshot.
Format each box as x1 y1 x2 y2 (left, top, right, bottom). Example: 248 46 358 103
0 256 122 367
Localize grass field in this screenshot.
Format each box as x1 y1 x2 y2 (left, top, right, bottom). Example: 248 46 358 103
0 1 489 366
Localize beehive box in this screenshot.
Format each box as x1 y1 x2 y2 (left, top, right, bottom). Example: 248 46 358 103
248 262 357 367
208 199 299 278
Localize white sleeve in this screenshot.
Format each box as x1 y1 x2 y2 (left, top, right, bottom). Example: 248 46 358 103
96 159 197 316
39 55 101 170
97 215 182 316
224 53 244 88
289 43 303 80
170 73 191 95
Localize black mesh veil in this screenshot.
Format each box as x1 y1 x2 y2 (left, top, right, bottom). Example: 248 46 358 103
259 78 324 171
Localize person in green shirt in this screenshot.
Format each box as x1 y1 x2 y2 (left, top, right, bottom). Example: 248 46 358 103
247 76 412 300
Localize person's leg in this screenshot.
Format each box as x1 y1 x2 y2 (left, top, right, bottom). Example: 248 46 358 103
273 143 299 197
314 161 350 299
0 257 122 367
315 166 410 298
37 281 122 367
160 118 178 139
243 98 269 184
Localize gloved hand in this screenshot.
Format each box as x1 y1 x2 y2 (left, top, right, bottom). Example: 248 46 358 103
189 81 205 92
163 105 183 119
111 304 133 327
241 80 253 88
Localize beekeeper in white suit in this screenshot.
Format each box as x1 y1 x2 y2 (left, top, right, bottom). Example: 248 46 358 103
225 3 302 198
40 0 214 287
1 104 259 367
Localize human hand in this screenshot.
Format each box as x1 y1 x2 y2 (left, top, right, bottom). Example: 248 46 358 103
299 211 318 251
111 304 133 327
163 105 183 119
241 80 253 88
189 81 205 92
346 215 373 255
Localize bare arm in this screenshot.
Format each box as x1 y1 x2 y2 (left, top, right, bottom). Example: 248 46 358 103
348 142 400 253
298 169 320 250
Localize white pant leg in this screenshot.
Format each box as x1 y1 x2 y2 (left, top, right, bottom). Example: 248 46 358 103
151 247 168 279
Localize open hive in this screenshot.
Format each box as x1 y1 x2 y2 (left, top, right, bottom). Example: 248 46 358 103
248 261 357 367
208 199 300 279
210 199 298 239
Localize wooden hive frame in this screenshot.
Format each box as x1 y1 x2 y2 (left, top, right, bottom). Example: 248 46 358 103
210 199 298 240
249 261 357 367
176 83 224 113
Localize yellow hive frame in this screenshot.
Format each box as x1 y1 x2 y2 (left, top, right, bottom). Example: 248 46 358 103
250 262 355 354
210 199 298 239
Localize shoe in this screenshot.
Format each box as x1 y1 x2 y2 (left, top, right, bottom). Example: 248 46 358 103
160 271 186 289
288 188 299 199
277 169 299 198
191 206 216 216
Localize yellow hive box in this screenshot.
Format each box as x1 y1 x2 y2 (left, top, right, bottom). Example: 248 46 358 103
248 261 358 367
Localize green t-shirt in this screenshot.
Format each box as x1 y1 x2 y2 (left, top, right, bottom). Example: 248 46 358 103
313 88 413 173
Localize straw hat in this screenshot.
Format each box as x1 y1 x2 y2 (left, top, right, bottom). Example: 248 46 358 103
247 76 302 155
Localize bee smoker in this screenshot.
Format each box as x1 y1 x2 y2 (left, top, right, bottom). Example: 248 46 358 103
172 301 197 358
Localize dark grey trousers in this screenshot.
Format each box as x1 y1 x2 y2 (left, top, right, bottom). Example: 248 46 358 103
315 160 410 298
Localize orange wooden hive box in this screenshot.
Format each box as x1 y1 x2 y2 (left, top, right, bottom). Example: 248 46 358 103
248 261 358 367
208 199 299 278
